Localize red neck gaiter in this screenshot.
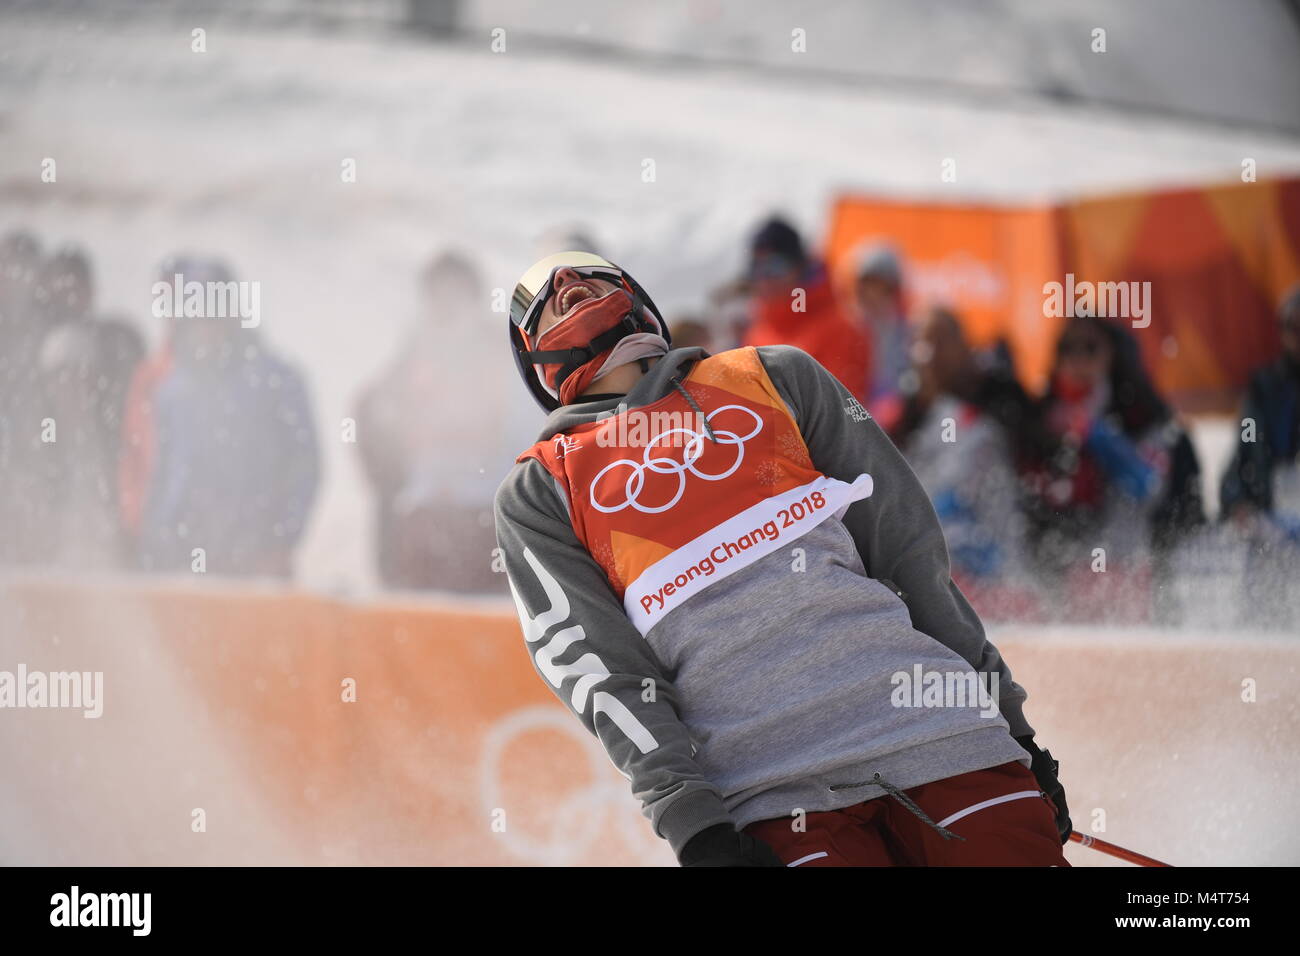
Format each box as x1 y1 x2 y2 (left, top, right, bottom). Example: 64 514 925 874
530 289 637 406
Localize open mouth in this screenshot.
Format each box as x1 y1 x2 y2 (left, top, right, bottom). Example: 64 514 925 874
555 280 607 318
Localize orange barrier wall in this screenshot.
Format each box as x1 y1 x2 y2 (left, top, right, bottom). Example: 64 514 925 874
825 180 1300 407
2 575 1297 866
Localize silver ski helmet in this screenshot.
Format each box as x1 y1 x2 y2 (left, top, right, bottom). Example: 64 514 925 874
508 251 669 411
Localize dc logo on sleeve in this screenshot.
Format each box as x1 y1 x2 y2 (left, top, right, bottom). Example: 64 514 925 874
506 547 658 754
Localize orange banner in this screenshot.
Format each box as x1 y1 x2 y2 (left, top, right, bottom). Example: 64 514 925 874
825 180 1300 406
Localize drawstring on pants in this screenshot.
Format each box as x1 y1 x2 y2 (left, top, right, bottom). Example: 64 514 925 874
829 772 967 842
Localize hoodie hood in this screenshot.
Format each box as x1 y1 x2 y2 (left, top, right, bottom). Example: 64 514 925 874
533 347 710 442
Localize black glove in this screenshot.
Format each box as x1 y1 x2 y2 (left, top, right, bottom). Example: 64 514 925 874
678 823 784 867
1016 735 1072 845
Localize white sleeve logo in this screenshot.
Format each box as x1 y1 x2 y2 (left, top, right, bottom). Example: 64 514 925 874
508 547 659 755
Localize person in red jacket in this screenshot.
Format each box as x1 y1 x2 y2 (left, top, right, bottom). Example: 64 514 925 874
741 217 871 404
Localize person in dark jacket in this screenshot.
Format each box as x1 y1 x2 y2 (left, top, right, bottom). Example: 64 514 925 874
1217 285 1300 627
1019 313 1204 618
3 241 140 566
1220 284 1300 530
138 291 320 579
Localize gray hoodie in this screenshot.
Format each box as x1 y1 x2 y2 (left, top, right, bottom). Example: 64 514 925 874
493 345 1033 858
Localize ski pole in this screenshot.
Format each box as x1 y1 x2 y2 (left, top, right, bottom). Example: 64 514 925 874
1069 831 1172 867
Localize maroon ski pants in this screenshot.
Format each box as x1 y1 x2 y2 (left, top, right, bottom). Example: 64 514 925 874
742 760 1070 867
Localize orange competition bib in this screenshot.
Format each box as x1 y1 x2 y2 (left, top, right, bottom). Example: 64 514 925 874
518 348 873 635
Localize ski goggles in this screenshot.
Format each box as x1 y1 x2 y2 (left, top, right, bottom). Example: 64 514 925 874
510 251 627 337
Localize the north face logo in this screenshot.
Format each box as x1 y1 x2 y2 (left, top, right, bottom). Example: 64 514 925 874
844 397 871 422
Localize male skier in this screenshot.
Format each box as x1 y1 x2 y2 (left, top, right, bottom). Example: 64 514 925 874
494 252 1071 867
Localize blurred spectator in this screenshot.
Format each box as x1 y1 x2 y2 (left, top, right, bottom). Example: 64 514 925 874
32 244 94 326
2 240 147 567
892 307 1032 614
26 245 101 558
740 216 870 402
95 315 147 480
37 314 144 567
119 256 228 544
962 340 1061 467
1018 314 1204 618
892 315 1056 472
667 315 714 352
137 273 320 579
0 229 42 324
355 250 524 592
1214 284 1300 628
0 230 47 564
706 277 751 352
1220 284 1300 532
851 241 913 430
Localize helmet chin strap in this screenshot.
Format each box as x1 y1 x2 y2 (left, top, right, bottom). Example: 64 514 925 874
522 284 657 402
622 287 655 377
622 286 662 374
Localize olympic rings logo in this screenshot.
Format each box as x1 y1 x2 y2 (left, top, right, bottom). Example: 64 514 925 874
479 706 672 866
588 404 764 514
